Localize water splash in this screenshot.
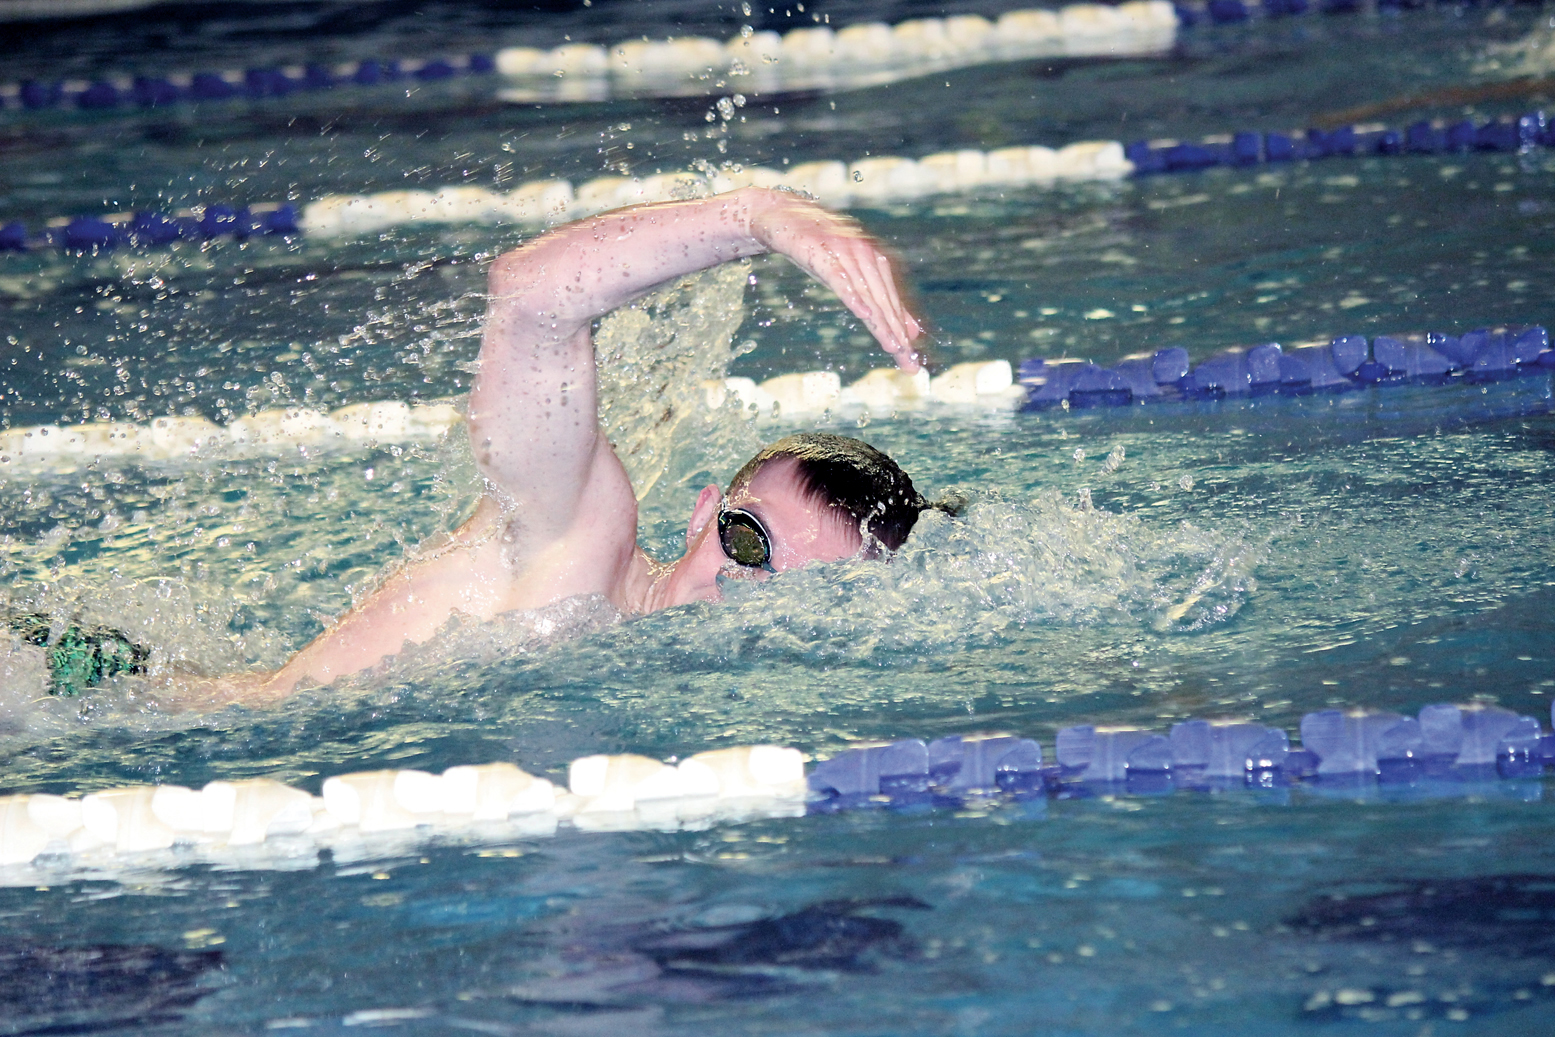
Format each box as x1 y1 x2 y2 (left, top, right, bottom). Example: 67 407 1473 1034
617 490 1263 669
593 259 759 506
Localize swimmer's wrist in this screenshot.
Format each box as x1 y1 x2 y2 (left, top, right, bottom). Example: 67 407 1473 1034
740 187 815 255
729 187 774 252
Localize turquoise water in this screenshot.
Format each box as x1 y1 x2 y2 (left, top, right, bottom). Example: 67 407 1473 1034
3 2 1555 1033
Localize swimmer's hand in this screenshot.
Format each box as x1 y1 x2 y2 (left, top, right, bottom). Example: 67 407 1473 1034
744 189 926 372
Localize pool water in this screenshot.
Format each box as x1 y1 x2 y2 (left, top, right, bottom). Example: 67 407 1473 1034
4 1 1555 1034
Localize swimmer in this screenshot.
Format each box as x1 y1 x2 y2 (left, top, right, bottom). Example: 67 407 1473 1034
180 188 936 705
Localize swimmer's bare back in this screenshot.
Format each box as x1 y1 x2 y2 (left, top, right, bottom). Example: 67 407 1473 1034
189 189 926 705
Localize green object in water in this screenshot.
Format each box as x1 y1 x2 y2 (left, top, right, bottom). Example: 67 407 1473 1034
8 614 151 697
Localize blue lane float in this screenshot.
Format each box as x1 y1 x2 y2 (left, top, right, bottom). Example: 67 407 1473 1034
0 203 300 253
1170 0 1493 27
1126 112 1551 175
807 701 1555 813
1019 325 1554 411
0 55 496 114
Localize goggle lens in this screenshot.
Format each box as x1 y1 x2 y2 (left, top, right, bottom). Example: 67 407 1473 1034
718 509 773 571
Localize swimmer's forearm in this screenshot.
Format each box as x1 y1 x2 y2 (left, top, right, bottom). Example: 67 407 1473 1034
484 189 771 334
482 187 922 365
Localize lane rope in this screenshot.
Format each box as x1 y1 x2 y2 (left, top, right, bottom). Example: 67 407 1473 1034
2 322 1550 471
0 699 1547 877
3 107 1550 253
0 3 1174 116
3 0 1500 112
1019 325 1555 409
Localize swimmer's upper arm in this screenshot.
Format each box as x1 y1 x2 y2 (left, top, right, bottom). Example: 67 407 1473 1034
467 247 615 551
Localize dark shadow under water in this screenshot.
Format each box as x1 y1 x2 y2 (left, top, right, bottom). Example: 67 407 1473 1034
1285 874 1555 1026
0 944 225 1037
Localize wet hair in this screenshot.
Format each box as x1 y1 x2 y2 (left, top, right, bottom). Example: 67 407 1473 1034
728 432 958 552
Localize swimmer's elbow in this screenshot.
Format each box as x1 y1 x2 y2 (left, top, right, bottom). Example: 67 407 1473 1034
486 249 549 312
487 248 602 333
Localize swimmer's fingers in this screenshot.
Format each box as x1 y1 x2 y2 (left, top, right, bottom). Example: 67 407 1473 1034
824 240 924 372
764 213 923 367
747 192 924 367
853 248 924 371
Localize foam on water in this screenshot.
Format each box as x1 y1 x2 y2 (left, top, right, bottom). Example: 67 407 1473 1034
593 260 758 503
610 490 1262 678
296 485 1262 724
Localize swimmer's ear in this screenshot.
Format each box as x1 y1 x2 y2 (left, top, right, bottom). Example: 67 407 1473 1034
686 484 722 550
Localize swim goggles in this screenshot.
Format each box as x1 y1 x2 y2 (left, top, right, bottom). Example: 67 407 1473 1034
717 507 775 572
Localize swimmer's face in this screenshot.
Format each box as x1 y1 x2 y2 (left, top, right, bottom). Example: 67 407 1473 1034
672 457 863 605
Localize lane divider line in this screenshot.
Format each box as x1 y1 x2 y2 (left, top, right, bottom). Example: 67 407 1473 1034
0 3 1174 117
1020 325 1555 410
0 361 1022 472
4 0 1487 116
0 700 1547 877
495 2 1176 102
4 323 1551 473
3 108 1549 253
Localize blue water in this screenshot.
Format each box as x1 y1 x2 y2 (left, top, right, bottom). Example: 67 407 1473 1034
3 2 1555 1034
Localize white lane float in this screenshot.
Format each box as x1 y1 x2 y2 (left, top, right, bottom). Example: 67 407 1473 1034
492 2 1177 101
299 139 1131 239
0 744 807 877
0 363 1021 472
0 401 462 471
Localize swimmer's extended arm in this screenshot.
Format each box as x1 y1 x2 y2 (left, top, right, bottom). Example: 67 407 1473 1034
242 189 923 699
467 187 925 554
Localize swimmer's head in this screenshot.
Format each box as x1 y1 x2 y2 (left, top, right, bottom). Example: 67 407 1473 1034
726 432 928 554
664 433 948 607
